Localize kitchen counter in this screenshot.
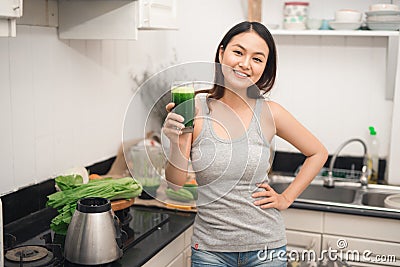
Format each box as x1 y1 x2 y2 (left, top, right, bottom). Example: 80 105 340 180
117 206 195 267
3 205 195 267
270 174 400 220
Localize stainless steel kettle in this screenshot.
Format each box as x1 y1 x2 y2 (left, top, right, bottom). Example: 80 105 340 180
64 197 123 265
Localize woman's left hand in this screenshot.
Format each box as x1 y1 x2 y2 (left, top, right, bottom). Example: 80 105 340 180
252 183 292 210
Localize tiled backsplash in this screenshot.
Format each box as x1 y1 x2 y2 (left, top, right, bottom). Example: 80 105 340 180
0 156 116 227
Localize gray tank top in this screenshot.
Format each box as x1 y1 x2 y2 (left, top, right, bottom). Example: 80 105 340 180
190 93 286 252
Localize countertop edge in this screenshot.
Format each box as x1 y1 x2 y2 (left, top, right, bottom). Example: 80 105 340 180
290 201 400 220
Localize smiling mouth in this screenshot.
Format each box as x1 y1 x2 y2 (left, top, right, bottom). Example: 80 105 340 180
233 69 250 78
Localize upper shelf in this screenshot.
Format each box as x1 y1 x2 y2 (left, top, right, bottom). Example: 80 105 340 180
270 28 399 101
270 29 399 37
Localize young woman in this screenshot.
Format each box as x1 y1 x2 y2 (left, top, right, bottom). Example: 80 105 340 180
162 21 328 267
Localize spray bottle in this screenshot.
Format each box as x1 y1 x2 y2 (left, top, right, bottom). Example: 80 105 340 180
368 126 379 184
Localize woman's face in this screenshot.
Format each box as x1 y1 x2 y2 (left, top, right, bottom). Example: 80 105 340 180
219 31 269 91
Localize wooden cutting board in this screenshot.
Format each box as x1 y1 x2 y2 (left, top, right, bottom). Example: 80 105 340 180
88 174 136 211
111 198 135 211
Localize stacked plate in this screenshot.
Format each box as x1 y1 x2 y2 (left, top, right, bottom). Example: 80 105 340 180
329 9 363 31
365 4 400 30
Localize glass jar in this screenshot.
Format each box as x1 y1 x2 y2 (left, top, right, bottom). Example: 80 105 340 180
129 145 165 199
283 2 309 30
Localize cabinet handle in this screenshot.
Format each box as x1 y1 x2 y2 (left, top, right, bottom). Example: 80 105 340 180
307 238 316 250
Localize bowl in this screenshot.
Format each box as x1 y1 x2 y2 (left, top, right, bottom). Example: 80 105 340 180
370 4 399 11
384 194 400 209
329 21 362 30
335 9 362 22
306 18 323 29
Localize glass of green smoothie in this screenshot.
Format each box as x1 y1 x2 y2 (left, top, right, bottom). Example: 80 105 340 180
171 81 195 133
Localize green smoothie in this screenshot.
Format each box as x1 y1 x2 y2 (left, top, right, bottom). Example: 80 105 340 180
171 86 195 129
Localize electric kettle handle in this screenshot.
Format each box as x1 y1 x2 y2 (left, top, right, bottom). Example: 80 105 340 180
113 215 124 249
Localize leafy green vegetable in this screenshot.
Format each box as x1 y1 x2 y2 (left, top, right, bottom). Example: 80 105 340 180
166 188 194 202
55 174 83 191
183 184 198 200
47 177 142 235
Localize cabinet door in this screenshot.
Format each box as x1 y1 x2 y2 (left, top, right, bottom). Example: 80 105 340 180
0 0 22 18
184 246 191 267
324 212 400 243
183 226 193 267
286 230 322 255
142 232 185 267
166 253 185 267
322 234 400 266
138 0 177 29
58 0 138 40
281 208 323 233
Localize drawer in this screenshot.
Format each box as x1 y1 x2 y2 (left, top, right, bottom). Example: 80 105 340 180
286 229 322 255
324 213 400 243
282 208 323 233
322 234 400 266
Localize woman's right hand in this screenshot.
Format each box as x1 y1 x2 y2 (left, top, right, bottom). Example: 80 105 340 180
162 103 185 144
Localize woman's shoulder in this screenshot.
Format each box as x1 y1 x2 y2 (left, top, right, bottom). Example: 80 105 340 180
260 98 286 116
260 99 296 128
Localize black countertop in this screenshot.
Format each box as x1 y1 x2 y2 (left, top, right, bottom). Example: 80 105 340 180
117 206 195 267
3 205 196 267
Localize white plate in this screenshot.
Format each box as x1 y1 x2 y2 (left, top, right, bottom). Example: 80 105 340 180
365 10 400 16
367 21 400 31
328 21 362 30
367 15 400 22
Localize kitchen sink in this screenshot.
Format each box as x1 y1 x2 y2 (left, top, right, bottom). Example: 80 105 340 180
361 191 393 208
269 175 400 212
270 182 357 204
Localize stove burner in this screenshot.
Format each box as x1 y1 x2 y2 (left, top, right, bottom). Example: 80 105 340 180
5 245 55 267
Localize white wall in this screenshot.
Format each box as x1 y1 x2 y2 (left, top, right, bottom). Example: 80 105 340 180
0 0 397 194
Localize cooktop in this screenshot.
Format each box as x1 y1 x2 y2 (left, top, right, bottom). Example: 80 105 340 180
3 207 169 267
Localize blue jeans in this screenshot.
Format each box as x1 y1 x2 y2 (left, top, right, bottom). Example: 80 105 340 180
191 245 287 267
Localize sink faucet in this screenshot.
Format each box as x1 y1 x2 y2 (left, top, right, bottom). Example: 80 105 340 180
324 138 369 189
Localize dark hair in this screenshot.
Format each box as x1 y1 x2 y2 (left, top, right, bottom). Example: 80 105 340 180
197 21 277 100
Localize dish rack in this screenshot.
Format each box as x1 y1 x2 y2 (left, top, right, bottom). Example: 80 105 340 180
295 165 363 181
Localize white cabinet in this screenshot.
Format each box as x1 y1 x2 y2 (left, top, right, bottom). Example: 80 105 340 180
322 234 400 266
282 209 323 256
143 225 193 267
323 213 400 266
0 0 23 37
58 0 177 40
138 0 177 30
0 0 23 18
282 208 400 266
286 230 322 255
166 253 184 267
324 212 400 243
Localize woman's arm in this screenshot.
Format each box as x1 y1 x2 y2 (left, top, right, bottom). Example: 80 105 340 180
164 132 192 187
163 103 193 187
253 101 328 210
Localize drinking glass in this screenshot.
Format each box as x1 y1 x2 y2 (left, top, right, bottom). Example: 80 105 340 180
171 81 195 133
